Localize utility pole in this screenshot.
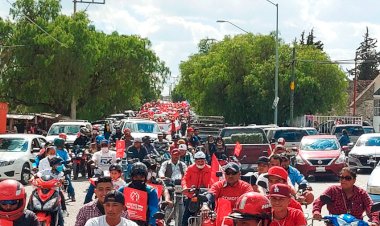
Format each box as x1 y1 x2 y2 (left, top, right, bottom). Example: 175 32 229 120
290 47 296 126
70 0 105 119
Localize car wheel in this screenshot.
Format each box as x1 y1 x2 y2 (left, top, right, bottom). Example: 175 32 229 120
20 163 31 185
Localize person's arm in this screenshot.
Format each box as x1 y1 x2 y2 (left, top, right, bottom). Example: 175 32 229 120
84 184 95 204
148 189 159 226
312 187 332 219
32 156 40 169
158 161 167 178
75 208 88 226
181 168 190 190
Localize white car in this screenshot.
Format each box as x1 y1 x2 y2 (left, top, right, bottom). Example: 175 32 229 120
46 120 92 144
348 133 380 170
121 119 161 140
0 134 47 184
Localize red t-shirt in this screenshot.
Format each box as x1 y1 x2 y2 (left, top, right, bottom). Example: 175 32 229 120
289 198 303 212
270 207 307 226
209 180 253 207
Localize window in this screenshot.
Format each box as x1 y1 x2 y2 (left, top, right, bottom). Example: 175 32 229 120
374 99 380 116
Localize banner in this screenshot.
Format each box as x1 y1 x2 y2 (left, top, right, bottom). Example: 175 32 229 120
147 183 163 198
0 103 8 134
216 198 233 226
116 140 125 158
124 187 148 222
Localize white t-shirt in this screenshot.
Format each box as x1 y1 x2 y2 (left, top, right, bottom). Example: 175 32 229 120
92 150 117 172
38 156 52 171
84 215 138 226
113 178 127 190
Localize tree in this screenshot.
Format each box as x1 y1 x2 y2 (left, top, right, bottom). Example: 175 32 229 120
354 27 380 80
174 34 347 124
0 0 169 120
298 28 324 51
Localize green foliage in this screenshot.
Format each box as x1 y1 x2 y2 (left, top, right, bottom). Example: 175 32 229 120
352 27 380 80
175 34 347 124
299 29 324 51
0 0 169 119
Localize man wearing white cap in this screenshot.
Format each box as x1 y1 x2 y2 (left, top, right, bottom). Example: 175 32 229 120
178 143 194 165
126 137 148 162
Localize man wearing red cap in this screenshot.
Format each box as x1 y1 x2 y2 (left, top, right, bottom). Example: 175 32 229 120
268 184 306 226
265 166 302 211
158 149 187 181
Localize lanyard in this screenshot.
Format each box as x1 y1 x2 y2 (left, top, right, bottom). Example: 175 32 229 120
341 192 351 214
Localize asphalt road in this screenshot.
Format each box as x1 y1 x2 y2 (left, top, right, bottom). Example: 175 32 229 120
23 172 372 226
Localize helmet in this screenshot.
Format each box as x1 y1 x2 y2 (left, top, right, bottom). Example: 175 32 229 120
58 133 67 140
109 164 122 173
130 162 148 179
49 157 63 167
142 136 151 143
0 179 26 220
277 138 286 146
172 134 180 141
53 138 65 147
100 139 109 145
229 192 271 221
80 127 90 135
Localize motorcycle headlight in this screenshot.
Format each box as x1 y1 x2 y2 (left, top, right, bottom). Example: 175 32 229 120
296 156 306 165
367 185 380 195
32 196 42 210
0 160 15 167
43 197 58 211
335 154 346 164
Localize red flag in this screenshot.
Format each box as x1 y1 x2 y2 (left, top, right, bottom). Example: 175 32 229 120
116 140 125 158
216 198 233 226
210 154 222 184
234 141 242 157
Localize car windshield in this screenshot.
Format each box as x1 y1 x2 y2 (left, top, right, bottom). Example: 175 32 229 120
333 126 364 136
124 122 160 133
356 136 380 147
273 130 308 142
47 125 81 135
306 129 318 135
364 127 375 134
0 138 28 152
300 138 338 151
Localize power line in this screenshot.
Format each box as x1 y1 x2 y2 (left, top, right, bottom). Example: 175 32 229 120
5 0 67 48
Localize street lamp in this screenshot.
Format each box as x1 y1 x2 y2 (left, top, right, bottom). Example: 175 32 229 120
216 20 250 34
264 0 279 125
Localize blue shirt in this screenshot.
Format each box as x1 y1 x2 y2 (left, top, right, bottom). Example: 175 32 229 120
56 148 70 163
119 184 158 226
287 165 308 186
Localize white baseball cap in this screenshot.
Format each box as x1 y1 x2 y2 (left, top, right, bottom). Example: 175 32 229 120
194 151 206 159
178 144 187 150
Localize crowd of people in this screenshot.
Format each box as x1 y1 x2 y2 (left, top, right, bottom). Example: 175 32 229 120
1 101 379 226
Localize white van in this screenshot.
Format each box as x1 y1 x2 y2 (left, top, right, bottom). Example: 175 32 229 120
46 120 92 145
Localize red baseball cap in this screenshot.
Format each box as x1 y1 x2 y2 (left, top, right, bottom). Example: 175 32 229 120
171 148 180 156
269 184 291 198
265 166 288 181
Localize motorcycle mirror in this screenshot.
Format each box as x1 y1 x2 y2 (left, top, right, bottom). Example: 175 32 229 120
32 148 40 153
298 183 308 190
216 171 223 177
153 212 165 220
371 202 380 213
320 195 332 205
29 158 36 163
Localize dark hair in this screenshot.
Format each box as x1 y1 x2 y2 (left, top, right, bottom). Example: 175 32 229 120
340 167 357 179
95 176 112 187
269 154 283 164
342 129 348 135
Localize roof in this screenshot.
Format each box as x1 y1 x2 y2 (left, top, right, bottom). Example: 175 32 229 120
303 135 337 139
356 133 380 138
266 127 303 131
0 134 45 140
53 121 90 125
7 114 35 120
333 124 363 127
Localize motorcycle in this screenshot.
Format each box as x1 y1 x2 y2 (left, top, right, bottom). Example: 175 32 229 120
187 187 213 226
71 145 87 180
27 175 62 226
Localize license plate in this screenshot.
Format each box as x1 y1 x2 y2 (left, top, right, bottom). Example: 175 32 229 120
316 166 326 172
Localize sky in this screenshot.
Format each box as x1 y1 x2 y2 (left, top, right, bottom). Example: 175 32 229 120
1 0 380 95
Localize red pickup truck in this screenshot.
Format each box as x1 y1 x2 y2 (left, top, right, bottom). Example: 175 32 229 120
220 126 272 173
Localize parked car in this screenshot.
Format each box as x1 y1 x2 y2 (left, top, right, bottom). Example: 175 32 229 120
121 119 161 140
363 126 375 134
266 127 309 150
348 133 380 170
219 126 272 173
302 127 319 135
295 135 346 178
367 161 380 202
46 120 92 145
0 134 47 184
331 124 365 144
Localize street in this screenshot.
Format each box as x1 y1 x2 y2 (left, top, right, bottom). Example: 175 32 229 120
23 171 372 226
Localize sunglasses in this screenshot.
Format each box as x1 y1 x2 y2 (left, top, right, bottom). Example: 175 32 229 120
339 176 353 181
0 200 19 205
225 171 238 176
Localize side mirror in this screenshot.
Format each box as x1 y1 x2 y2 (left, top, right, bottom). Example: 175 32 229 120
32 148 40 153
29 158 36 163
320 194 332 205
342 146 350 153
291 147 299 154
348 143 354 148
